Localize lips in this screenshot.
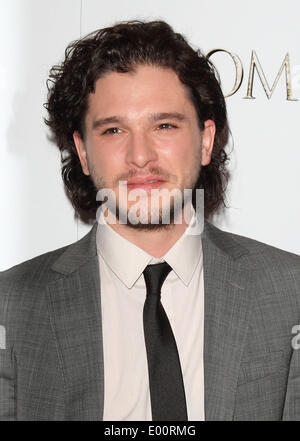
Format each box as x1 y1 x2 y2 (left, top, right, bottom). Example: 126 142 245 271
126 176 166 192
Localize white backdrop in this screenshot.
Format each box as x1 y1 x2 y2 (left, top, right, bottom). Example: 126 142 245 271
1 0 299 270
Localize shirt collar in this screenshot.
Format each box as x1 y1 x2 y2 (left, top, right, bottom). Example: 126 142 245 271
96 207 202 288
163 213 203 286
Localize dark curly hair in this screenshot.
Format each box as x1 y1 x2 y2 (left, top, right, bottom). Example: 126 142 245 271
44 19 230 223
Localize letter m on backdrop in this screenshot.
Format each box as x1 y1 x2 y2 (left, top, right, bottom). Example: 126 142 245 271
244 51 297 101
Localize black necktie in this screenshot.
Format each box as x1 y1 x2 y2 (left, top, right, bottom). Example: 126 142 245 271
143 262 188 421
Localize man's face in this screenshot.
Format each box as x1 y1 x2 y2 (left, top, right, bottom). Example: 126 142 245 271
74 64 215 228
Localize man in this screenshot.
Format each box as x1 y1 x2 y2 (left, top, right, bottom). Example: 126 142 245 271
0 20 300 421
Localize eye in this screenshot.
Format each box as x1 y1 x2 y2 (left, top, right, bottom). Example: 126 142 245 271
157 123 177 130
102 127 122 135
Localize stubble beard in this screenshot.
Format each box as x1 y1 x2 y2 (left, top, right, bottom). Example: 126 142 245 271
88 159 202 231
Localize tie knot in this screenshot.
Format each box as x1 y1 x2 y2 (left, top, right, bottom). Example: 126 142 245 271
143 262 172 297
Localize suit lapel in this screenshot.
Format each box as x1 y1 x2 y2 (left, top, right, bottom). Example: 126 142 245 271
46 224 104 420
202 222 254 420
45 220 254 421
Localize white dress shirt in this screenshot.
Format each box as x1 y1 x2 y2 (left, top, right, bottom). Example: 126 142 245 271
96 211 205 421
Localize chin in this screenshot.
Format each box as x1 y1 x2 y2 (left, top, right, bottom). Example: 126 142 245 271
115 202 185 230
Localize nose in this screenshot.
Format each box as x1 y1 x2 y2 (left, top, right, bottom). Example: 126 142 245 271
125 131 158 168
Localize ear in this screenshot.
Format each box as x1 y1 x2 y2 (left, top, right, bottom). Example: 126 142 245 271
201 120 216 166
73 131 90 176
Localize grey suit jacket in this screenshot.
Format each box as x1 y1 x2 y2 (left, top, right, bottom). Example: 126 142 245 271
1 221 300 421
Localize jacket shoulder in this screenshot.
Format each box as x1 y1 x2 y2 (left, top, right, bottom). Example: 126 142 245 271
0 223 97 293
226 228 299 267
206 222 300 266
0 245 69 289
205 223 300 309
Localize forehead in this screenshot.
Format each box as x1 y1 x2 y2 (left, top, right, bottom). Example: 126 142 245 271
87 65 195 118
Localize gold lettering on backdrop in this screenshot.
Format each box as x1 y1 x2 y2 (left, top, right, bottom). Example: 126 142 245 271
244 51 298 101
206 49 244 98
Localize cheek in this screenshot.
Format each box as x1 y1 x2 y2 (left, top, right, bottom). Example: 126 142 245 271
88 144 115 168
163 138 199 168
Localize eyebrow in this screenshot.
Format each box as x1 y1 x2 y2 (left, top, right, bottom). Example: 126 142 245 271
92 112 187 130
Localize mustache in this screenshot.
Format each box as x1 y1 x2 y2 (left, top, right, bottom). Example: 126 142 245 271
114 168 175 184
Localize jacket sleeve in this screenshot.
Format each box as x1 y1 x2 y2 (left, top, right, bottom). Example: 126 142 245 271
0 281 16 420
